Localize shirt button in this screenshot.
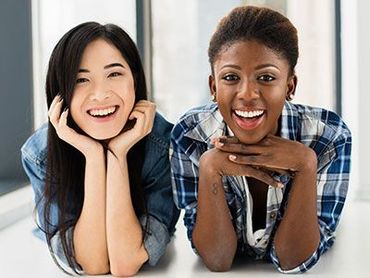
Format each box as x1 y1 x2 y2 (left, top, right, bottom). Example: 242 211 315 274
270 212 276 219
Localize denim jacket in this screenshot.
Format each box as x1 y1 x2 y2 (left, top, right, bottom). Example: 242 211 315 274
21 112 180 271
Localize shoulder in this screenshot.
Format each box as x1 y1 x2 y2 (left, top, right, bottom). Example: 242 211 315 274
171 103 222 148
172 103 218 136
288 103 351 169
291 103 351 140
21 123 48 167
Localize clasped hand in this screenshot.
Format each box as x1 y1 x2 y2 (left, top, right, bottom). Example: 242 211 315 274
201 135 317 188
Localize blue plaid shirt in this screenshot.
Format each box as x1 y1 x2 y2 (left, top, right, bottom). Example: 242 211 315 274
170 101 351 273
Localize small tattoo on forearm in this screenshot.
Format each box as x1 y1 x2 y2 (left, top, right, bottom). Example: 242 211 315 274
212 183 218 195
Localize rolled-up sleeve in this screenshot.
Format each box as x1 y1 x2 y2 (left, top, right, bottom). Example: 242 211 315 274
50 227 83 274
269 132 351 273
140 215 170 266
141 133 180 265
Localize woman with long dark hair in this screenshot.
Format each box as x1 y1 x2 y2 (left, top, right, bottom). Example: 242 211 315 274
21 22 179 276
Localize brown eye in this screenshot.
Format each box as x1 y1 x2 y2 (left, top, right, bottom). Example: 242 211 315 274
222 74 239 81
108 72 122 78
258 75 275 82
76 78 88 84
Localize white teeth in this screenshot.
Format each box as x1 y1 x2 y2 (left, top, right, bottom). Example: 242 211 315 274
89 106 116 117
235 109 264 118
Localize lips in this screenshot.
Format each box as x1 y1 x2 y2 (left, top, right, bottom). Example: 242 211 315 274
232 108 265 130
86 105 119 123
87 105 118 118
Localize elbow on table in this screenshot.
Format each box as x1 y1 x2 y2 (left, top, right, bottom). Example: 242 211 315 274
110 264 141 277
200 252 234 272
82 263 110 276
110 261 144 277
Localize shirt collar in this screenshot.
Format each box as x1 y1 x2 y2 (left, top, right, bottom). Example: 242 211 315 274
280 101 300 141
183 103 226 148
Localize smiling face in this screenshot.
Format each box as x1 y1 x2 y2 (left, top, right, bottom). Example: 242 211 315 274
70 39 135 140
210 40 296 144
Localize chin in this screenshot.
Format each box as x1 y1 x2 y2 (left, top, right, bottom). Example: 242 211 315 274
233 131 266 145
87 129 121 141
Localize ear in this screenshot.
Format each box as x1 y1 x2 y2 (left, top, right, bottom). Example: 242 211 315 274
286 74 297 99
208 75 217 100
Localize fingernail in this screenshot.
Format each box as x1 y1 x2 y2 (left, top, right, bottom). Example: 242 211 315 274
216 141 224 147
229 155 236 161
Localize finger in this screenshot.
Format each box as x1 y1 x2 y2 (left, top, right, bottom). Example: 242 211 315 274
129 109 145 121
141 105 156 132
229 154 294 177
49 98 64 127
48 95 61 118
134 100 156 107
59 108 69 128
215 141 264 155
260 165 296 177
238 165 284 188
56 108 72 141
132 103 156 114
57 108 87 145
218 136 240 144
138 107 155 135
130 106 155 134
128 110 146 132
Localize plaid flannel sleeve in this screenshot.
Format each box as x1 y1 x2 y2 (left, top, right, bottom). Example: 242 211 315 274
269 129 352 273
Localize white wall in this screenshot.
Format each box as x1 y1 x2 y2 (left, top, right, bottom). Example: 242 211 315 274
342 0 370 200
287 0 336 111
341 0 359 200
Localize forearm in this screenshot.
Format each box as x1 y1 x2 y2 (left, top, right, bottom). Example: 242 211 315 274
106 151 148 276
193 159 237 272
274 154 320 270
74 148 109 274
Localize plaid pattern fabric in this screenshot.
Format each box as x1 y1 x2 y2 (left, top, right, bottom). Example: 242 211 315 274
170 101 351 273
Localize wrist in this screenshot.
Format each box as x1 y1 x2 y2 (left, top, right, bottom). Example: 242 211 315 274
84 144 105 163
107 148 127 164
297 147 317 173
199 150 222 178
107 140 131 159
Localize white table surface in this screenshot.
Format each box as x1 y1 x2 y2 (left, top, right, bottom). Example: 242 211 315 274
0 200 369 277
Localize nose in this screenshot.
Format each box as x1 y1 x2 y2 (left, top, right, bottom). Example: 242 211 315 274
237 80 260 101
89 80 111 101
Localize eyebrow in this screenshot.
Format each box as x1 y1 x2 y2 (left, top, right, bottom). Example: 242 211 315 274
219 63 280 71
78 63 125 73
220 64 241 70
104 63 125 69
255 63 280 70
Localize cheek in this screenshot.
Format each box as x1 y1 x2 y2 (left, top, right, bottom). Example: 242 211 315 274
69 94 84 124
117 80 136 108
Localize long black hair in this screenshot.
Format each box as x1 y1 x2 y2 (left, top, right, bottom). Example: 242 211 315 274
39 22 148 274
